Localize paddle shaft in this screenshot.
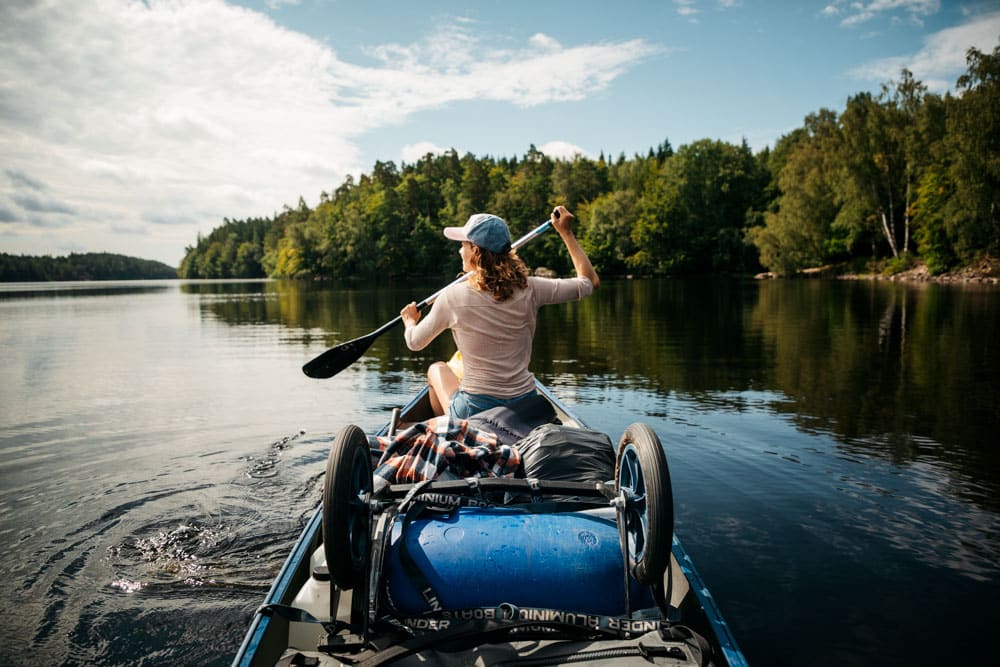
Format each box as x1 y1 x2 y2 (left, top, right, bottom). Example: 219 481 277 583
302 218 554 378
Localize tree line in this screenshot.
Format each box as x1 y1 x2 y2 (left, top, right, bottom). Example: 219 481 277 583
1 252 177 281
180 42 999 281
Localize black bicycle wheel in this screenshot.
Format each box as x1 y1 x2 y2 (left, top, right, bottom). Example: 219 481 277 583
322 424 373 591
615 423 673 584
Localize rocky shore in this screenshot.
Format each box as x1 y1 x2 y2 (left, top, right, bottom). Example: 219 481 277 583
756 256 1000 285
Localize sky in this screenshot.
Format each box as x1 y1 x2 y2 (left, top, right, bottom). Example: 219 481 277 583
2 1 999 267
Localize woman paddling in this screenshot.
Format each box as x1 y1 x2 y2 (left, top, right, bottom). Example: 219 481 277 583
401 205 599 420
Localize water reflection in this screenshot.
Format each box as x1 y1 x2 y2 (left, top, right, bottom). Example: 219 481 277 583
193 277 1000 513
0 279 177 299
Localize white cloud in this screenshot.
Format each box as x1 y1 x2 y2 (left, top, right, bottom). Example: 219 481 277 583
357 22 660 112
538 141 590 160
528 33 562 51
0 0 656 265
674 0 701 21
823 0 941 27
673 0 701 23
847 11 1000 91
674 0 700 17
401 142 450 164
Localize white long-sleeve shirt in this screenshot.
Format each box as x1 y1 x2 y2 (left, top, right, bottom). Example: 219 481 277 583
404 276 594 398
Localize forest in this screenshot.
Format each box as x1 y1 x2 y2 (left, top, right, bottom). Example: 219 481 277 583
179 43 999 281
0 252 177 281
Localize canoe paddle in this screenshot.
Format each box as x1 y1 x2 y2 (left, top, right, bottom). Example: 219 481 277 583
302 216 555 379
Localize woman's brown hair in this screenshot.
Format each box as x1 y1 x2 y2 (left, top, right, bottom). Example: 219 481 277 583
469 247 529 301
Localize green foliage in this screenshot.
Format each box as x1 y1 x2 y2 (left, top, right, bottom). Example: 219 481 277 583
629 139 767 274
580 190 637 275
912 166 957 274
883 251 916 276
179 213 275 279
748 41 999 274
947 43 1000 258
749 111 842 275
179 38 1000 281
1 252 176 281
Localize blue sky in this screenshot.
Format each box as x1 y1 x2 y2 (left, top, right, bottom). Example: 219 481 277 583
2 1 998 266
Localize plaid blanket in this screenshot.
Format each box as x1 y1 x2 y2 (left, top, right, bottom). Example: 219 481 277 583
371 416 521 493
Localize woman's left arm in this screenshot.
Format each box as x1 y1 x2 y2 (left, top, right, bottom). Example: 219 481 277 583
551 205 600 289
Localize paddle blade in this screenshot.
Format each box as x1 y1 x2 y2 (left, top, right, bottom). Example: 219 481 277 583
302 332 377 379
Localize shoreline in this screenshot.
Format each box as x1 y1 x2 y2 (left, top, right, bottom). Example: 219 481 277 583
756 256 1000 286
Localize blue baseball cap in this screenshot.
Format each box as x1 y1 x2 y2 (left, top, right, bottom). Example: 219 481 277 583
443 214 511 253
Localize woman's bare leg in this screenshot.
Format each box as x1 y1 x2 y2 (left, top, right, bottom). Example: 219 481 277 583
427 361 460 416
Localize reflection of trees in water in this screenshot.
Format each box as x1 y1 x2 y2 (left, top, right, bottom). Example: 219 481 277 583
188 278 458 371
750 280 999 512
194 278 999 509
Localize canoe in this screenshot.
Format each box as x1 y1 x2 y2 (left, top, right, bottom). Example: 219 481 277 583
233 381 747 666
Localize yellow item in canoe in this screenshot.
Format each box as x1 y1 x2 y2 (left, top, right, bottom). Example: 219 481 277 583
447 351 464 379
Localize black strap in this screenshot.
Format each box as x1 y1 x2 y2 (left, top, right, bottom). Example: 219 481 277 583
395 501 445 613
256 603 322 624
352 618 609 667
394 605 673 639
256 603 357 634
393 488 504 614
351 612 696 667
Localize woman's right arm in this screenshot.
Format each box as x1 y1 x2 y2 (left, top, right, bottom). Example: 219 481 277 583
402 292 451 351
551 205 600 289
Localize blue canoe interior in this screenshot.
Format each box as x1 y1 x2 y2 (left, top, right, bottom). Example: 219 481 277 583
233 382 748 666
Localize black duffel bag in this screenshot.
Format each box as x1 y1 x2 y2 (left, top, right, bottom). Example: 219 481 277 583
516 423 615 484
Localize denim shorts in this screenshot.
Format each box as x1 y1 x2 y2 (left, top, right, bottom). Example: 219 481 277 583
448 388 538 421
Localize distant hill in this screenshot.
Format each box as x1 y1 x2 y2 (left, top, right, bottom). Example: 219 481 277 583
0 252 177 281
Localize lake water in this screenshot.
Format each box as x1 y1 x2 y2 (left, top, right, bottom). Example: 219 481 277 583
1 277 997 665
